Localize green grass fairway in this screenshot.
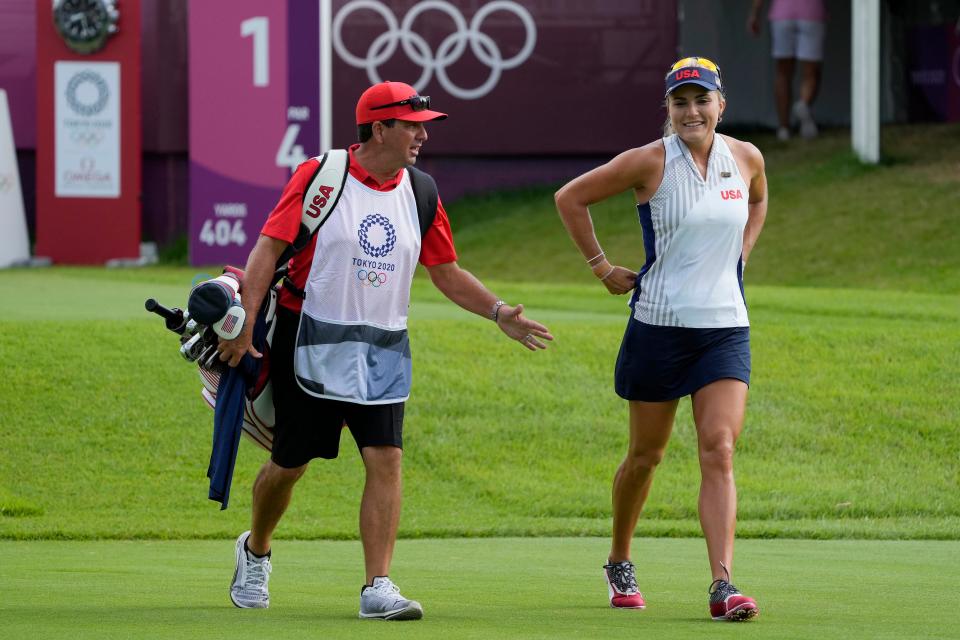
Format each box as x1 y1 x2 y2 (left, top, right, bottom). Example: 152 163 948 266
1 269 958 540
1 537 956 639
2 124 958 638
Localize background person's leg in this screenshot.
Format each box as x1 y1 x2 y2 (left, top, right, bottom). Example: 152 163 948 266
774 58 796 138
793 19 826 138
794 60 822 138
769 19 799 140
799 60 822 107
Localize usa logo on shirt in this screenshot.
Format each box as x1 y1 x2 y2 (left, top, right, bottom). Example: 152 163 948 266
720 189 743 200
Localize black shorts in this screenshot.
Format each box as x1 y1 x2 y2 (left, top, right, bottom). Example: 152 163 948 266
270 306 404 468
614 318 750 402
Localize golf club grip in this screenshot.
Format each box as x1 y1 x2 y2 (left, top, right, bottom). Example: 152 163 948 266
145 298 186 333
145 298 175 319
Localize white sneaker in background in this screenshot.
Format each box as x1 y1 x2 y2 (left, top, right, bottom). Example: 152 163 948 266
792 100 819 138
776 126 791 141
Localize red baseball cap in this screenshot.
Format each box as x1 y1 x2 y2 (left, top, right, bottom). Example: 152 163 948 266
355 81 448 125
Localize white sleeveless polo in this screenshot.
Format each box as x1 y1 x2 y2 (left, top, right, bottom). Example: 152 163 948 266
294 171 421 404
632 134 750 328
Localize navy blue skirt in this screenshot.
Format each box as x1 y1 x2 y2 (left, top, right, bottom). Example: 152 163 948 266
614 319 750 402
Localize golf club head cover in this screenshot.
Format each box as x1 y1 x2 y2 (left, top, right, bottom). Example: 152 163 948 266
187 272 241 325
212 299 246 340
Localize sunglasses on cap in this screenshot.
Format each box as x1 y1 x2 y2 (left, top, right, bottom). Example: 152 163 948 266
669 56 721 74
667 56 723 86
370 95 433 112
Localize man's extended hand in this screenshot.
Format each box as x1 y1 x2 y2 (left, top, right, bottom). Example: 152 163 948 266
495 303 554 351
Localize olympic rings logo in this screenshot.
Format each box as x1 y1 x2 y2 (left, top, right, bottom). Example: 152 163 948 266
69 130 104 147
65 71 110 117
358 213 397 258
333 0 537 100
357 269 389 287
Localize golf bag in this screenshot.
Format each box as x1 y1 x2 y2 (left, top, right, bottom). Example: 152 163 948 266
145 266 279 451
146 148 350 454
194 270 279 452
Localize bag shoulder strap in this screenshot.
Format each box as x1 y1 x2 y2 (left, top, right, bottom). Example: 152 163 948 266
275 149 349 269
407 165 439 239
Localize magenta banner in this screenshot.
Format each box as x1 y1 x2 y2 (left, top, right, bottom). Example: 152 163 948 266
188 0 319 266
328 0 676 153
0 0 36 148
188 1 676 266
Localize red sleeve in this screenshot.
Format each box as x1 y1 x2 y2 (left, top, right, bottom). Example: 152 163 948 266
419 196 458 266
260 158 320 243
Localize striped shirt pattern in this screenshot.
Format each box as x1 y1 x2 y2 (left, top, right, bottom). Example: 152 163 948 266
633 134 750 328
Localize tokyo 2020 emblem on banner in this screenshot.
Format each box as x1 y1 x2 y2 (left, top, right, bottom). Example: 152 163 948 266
54 61 121 198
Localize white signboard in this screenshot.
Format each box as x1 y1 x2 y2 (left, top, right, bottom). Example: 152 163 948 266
0 89 30 267
55 61 120 197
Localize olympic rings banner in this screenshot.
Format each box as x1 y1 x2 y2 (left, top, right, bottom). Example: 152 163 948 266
333 0 537 102
188 0 676 265
328 0 677 153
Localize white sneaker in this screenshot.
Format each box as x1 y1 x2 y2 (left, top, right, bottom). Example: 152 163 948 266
359 576 423 620
776 126 790 141
230 531 271 609
792 101 818 138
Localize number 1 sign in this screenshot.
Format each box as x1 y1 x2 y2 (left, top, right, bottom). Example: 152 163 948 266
187 0 319 266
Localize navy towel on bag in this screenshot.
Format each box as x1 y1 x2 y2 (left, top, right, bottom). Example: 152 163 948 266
207 302 269 509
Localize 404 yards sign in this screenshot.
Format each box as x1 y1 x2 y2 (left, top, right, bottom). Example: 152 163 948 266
188 0 319 266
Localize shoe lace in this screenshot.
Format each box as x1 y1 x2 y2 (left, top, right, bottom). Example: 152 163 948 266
371 577 401 596
244 555 272 590
605 561 639 594
708 562 740 603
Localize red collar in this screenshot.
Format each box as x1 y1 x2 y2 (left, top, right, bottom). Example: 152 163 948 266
348 144 403 192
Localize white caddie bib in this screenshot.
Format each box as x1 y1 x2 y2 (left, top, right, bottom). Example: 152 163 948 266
293 170 422 404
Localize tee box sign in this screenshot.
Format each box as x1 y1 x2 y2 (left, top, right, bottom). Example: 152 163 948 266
188 1 319 266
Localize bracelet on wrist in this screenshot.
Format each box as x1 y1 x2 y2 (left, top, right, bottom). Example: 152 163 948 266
599 265 616 281
591 259 611 276
586 251 605 266
490 299 506 321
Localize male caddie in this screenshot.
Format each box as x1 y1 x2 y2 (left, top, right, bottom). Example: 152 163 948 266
218 81 553 620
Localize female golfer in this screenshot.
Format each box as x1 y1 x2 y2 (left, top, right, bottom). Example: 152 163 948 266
555 56 767 621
